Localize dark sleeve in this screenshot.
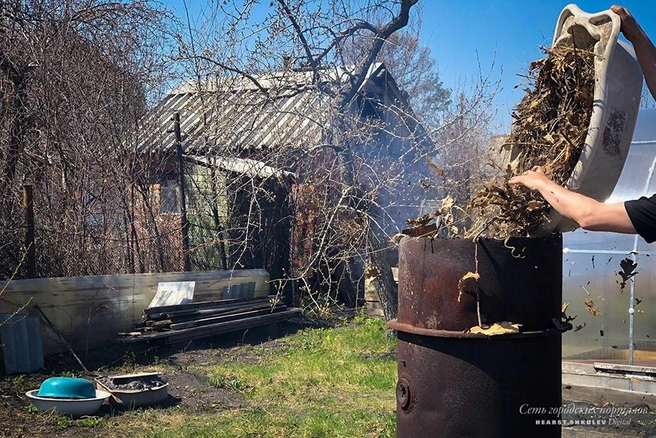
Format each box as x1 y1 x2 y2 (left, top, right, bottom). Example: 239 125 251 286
625 195 656 243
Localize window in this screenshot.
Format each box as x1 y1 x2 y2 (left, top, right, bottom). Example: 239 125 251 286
160 179 180 214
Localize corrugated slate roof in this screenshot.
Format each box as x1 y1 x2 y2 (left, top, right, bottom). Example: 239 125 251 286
133 65 381 156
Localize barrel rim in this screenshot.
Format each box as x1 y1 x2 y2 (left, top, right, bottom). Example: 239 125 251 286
388 320 564 338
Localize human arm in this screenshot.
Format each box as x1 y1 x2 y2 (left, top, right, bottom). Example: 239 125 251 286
611 5 656 100
508 167 637 233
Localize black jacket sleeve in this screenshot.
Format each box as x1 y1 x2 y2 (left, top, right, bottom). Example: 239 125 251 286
625 195 656 243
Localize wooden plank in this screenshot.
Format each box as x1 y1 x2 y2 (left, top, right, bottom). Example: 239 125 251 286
165 304 275 324
594 362 656 376
143 297 246 315
148 299 274 321
119 308 302 344
169 306 288 330
144 295 273 315
161 308 302 344
145 319 172 329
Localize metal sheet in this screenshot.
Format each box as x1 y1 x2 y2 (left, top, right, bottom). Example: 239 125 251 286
0 314 44 374
134 76 329 156
147 281 195 309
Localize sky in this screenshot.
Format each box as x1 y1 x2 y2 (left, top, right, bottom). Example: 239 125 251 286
418 0 656 131
163 0 656 131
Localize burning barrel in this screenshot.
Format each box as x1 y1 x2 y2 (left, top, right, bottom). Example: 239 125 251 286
389 235 564 437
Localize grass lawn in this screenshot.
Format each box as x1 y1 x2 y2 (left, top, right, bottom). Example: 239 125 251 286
24 314 398 438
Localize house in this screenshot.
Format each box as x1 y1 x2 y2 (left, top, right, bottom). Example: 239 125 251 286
131 63 436 304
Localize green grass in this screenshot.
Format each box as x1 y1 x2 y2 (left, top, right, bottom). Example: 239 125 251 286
131 316 398 438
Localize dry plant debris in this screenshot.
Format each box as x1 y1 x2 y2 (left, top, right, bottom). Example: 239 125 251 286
457 271 480 303
557 302 577 331
469 321 522 336
464 44 596 239
584 298 602 316
618 257 638 292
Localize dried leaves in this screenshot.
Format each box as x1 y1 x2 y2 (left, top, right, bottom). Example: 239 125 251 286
402 195 460 238
465 44 596 238
584 298 602 316
469 321 521 336
457 271 480 303
618 258 638 292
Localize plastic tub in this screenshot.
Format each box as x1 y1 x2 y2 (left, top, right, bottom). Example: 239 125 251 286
37 377 96 399
542 4 643 233
26 389 110 417
94 372 169 409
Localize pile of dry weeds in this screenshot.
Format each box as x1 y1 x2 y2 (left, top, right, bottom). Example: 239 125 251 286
463 44 596 239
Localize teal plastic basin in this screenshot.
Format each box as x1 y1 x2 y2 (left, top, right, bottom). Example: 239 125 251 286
37 377 96 399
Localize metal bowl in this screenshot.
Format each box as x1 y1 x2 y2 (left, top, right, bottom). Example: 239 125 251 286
37 377 96 399
26 389 110 417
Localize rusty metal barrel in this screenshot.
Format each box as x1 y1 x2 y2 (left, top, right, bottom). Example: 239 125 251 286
389 235 563 438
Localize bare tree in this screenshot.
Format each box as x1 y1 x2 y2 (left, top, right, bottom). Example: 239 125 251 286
432 80 501 229
0 0 176 278
340 24 452 124
0 0 502 325
161 0 427 316
156 0 505 321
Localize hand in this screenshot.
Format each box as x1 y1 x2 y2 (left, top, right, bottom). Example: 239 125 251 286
508 166 550 191
611 5 643 43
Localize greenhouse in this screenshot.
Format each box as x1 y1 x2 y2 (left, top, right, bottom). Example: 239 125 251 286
563 108 656 366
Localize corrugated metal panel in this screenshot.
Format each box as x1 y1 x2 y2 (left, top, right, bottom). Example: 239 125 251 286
0 270 270 356
0 314 44 374
130 63 435 197
189 156 295 180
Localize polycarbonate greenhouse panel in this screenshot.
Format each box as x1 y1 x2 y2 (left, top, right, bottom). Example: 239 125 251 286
561 249 636 359
564 228 635 253
630 254 656 361
562 109 656 363
606 144 656 204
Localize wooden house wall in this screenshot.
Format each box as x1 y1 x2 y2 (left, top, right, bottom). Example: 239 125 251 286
136 159 292 282
186 163 230 271
226 174 292 296
0 269 269 356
